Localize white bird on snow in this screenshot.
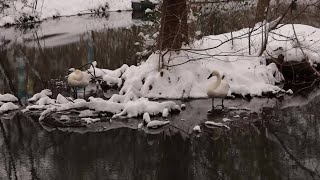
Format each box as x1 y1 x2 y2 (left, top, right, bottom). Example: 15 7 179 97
207 70 229 113
67 69 90 99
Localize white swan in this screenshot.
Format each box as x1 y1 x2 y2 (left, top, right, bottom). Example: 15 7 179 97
207 70 229 112
67 69 90 99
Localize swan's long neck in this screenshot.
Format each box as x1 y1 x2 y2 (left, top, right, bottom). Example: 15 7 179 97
211 74 221 89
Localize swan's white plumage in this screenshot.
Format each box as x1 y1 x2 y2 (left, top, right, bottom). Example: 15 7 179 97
207 70 229 98
67 70 90 88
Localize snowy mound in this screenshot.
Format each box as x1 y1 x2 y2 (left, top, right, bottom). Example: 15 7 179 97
0 0 132 26
116 24 320 98
0 102 19 114
24 90 180 121
0 93 19 113
0 93 18 102
265 24 320 65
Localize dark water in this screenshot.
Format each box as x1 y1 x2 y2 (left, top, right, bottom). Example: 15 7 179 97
1 7 320 180
1 96 320 180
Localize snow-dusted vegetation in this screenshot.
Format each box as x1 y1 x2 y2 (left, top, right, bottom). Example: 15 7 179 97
0 0 132 26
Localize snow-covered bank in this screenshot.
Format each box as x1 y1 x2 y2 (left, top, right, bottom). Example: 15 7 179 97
0 0 132 26
1 12 140 47
85 23 320 98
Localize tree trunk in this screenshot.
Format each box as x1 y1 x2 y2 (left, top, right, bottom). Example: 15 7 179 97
255 0 270 23
158 0 188 51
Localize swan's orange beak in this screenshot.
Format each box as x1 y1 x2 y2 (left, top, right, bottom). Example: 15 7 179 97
207 74 213 79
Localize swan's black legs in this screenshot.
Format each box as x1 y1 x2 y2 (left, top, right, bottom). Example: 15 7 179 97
83 87 86 99
212 98 215 110
208 98 215 113
72 87 78 99
221 99 224 109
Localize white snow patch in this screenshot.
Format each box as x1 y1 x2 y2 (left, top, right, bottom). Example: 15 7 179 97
82 118 100 124
60 115 70 121
145 8 153 13
286 89 293 95
0 102 19 114
193 125 201 133
143 112 151 123
162 108 169 118
28 89 52 102
78 110 95 117
56 94 72 104
36 96 55 106
222 118 233 122
0 94 18 102
146 120 170 128
205 121 230 130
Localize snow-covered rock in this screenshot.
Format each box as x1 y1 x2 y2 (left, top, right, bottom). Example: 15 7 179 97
0 102 19 114
193 125 201 133
146 120 170 129
28 89 52 102
56 94 72 104
36 96 55 106
162 108 169 118
82 118 100 124
286 89 293 95
205 121 230 130
143 112 151 123
0 94 18 102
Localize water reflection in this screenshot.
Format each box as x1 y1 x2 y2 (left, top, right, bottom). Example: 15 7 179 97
0 12 144 104
1 94 320 180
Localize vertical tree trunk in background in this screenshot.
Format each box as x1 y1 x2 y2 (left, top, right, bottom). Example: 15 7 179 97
255 0 270 23
158 0 188 50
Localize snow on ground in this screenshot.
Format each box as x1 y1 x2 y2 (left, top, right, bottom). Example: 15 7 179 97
266 24 320 64
107 23 320 99
0 0 132 26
